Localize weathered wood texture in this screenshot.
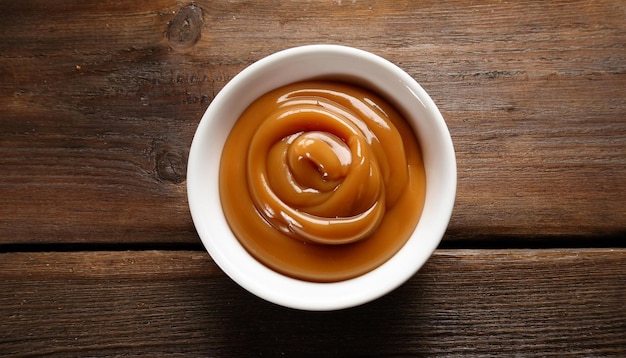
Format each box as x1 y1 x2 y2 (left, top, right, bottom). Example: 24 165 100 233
1 1 625 244
1 249 624 356
2 2 624 356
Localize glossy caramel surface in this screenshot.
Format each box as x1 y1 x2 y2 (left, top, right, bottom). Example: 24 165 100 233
219 81 425 282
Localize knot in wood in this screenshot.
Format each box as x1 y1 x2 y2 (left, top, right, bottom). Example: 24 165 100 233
155 147 187 184
167 5 203 50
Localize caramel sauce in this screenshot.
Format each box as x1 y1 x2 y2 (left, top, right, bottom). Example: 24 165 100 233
219 81 426 282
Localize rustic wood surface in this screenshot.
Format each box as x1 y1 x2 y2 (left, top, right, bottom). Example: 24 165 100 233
1 250 624 356
1 0 624 244
1 0 625 356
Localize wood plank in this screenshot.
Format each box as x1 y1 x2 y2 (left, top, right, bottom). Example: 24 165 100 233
0 249 624 356
1 0 625 244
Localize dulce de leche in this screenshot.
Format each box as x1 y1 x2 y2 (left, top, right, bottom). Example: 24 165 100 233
219 80 426 282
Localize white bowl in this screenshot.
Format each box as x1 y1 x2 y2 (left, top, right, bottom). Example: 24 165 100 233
187 44 456 310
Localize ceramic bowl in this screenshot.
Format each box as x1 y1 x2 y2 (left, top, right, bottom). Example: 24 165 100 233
187 44 456 310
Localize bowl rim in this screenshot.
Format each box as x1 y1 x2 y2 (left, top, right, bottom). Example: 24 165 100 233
187 44 456 310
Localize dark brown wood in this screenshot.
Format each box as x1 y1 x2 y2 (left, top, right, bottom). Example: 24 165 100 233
1 1 625 355
0 249 624 356
1 1 624 244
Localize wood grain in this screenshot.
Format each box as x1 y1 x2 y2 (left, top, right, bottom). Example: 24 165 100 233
1 0 625 244
0 249 624 356
2 2 623 356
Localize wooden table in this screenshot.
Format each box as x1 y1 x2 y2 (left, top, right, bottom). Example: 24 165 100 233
1 1 625 356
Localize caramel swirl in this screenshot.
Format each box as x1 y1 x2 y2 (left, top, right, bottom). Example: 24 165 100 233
220 81 426 282
247 88 409 245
